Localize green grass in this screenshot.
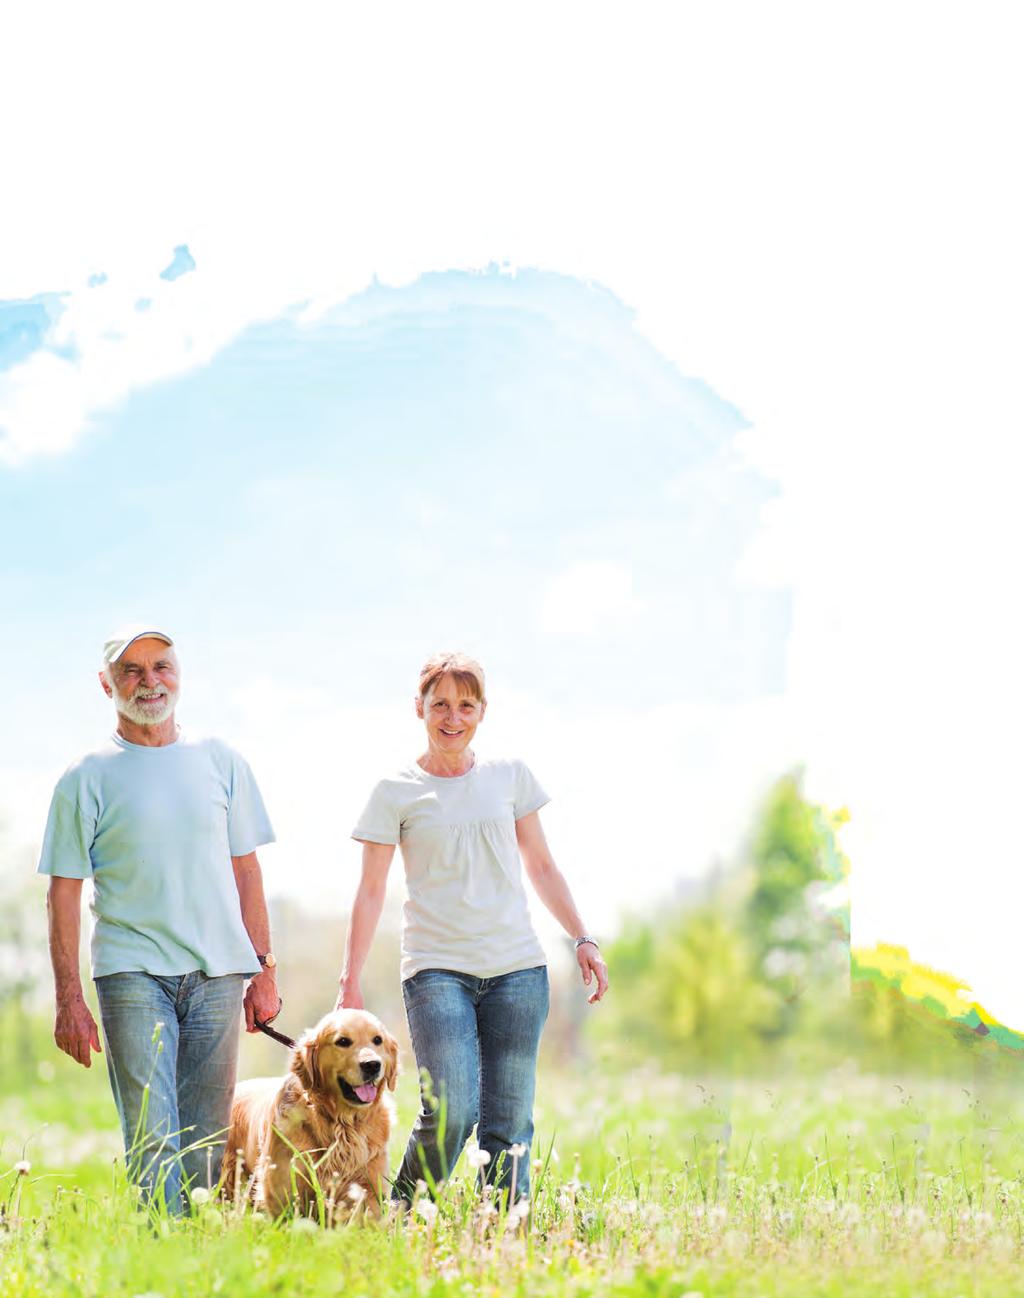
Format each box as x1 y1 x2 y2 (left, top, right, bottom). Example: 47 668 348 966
4 1052 1024 1297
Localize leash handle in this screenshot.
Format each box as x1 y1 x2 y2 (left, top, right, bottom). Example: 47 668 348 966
253 1015 298 1050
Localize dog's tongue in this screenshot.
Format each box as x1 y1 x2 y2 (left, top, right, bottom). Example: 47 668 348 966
355 1082 378 1103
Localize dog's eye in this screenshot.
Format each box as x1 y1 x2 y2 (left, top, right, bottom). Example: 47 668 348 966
373 1035 383 1045
335 1036 352 1048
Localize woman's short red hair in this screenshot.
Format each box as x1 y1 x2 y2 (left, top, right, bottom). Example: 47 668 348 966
418 652 486 703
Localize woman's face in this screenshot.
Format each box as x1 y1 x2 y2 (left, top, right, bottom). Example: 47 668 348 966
417 674 486 754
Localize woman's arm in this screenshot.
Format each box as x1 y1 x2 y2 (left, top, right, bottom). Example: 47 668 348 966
516 810 609 1004
337 841 396 1010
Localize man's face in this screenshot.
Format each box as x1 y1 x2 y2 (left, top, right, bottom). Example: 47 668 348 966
101 638 180 727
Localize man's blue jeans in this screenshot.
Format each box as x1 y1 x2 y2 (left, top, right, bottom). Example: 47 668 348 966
94 970 244 1214
396 965 549 1203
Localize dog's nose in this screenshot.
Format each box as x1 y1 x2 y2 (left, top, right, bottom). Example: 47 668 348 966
360 1058 381 1080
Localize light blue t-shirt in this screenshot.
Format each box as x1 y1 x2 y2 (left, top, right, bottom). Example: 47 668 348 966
38 731 275 979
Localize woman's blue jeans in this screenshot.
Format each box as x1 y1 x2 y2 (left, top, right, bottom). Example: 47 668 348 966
94 970 244 1214
396 964 549 1203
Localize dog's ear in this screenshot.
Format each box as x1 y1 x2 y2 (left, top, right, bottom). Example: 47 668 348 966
292 1031 323 1093
383 1030 399 1092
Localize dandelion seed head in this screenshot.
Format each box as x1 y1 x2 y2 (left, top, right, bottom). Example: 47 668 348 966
466 1146 491 1169
347 1183 367 1203
415 1199 438 1224
14 1159 31 1176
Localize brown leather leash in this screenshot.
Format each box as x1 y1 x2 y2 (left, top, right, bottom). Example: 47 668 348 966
253 1015 297 1050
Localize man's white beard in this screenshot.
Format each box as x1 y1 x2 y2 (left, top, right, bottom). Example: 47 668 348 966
115 686 179 727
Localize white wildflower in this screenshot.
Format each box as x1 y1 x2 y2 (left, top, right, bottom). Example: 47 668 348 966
14 1160 31 1176
415 1198 438 1225
466 1145 492 1169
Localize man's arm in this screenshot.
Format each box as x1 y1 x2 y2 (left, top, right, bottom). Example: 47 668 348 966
231 851 282 1031
47 877 102 1067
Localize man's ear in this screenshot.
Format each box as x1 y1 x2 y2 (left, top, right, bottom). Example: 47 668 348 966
98 669 113 699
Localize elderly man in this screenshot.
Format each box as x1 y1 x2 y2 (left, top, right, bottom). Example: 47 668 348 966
38 626 281 1213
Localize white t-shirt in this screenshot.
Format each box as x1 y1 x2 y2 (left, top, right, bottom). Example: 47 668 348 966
352 757 550 980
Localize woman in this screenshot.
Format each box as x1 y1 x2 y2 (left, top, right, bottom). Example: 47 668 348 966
337 651 608 1204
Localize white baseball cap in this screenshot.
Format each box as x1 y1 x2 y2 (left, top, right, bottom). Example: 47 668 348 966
102 625 175 667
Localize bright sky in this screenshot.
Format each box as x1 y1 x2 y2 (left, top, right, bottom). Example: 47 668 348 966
2 4 1023 1022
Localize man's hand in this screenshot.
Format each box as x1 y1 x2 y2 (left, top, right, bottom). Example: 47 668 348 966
54 992 102 1067
243 970 282 1032
577 943 609 1005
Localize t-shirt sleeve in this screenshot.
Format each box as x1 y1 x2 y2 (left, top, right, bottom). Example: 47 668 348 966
352 781 402 845
513 760 551 820
37 785 95 879
227 754 276 856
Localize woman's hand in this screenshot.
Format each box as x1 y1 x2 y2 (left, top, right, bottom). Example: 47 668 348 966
337 979 364 1010
576 942 609 1005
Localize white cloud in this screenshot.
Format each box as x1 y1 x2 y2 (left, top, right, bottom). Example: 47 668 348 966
539 561 643 637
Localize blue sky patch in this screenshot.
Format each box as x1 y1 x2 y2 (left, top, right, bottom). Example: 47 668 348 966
159 244 197 282
0 292 67 373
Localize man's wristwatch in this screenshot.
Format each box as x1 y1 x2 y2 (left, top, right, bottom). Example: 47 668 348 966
574 935 599 950
257 951 277 970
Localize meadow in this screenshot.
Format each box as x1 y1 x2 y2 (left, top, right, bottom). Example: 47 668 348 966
4 1033 1024 1298
3 781 1019 1296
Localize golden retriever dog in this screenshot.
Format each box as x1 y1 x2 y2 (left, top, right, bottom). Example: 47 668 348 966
223 1008 398 1218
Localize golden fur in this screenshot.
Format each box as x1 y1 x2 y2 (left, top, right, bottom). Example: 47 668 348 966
223 1008 398 1218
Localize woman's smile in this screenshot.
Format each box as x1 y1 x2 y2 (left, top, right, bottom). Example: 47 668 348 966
417 671 488 774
